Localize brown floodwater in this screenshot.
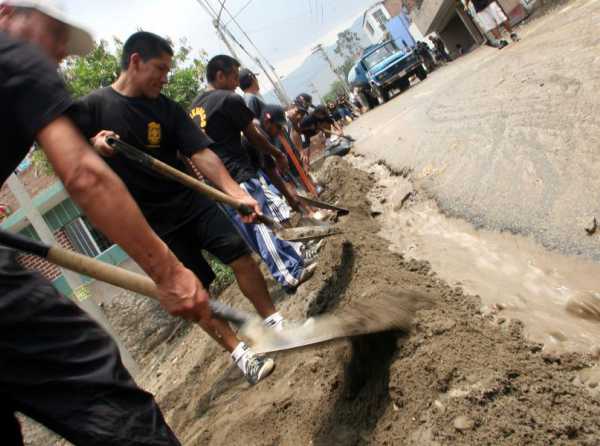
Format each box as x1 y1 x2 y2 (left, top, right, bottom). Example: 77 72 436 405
361 160 600 354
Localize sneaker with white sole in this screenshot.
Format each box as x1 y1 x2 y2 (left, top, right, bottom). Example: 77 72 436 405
283 262 318 294
244 355 275 385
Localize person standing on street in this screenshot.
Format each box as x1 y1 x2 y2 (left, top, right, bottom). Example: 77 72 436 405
238 68 311 221
466 0 520 48
71 32 284 385
190 55 315 292
0 2 208 444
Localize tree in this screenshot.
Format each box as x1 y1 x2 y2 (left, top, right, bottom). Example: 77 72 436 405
334 30 363 61
32 37 207 174
323 80 347 104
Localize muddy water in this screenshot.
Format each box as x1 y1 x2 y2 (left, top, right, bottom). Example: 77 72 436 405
358 159 600 354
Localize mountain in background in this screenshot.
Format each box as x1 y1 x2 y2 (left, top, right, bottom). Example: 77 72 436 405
263 15 372 105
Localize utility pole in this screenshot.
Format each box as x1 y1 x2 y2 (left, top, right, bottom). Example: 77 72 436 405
196 0 291 105
309 81 325 105
7 174 139 376
196 0 241 61
312 43 351 95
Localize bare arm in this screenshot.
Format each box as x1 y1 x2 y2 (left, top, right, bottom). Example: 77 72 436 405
243 123 289 174
190 148 261 222
38 117 210 322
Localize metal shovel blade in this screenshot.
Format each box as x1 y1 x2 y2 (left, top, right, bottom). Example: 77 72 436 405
296 194 350 215
278 225 342 242
240 293 428 354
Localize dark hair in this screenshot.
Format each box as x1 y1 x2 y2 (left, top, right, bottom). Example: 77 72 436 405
206 55 241 83
239 73 256 91
121 31 173 70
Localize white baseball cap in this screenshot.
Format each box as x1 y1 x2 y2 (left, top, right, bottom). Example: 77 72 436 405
3 0 94 56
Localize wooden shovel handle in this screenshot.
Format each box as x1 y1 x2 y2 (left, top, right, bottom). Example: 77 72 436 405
0 229 249 325
106 138 280 229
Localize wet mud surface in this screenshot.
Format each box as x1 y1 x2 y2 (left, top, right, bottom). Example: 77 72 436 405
20 155 600 444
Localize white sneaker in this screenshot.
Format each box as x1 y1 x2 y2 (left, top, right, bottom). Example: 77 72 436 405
232 342 275 385
244 355 275 385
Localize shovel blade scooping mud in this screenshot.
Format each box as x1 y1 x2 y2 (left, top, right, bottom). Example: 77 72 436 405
296 193 350 216
240 292 431 354
279 225 343 242
0 229 425 354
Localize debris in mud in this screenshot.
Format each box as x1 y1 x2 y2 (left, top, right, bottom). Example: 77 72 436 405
453 415 475 431
585 217 598 235
25 156 600 446
566 291 600 321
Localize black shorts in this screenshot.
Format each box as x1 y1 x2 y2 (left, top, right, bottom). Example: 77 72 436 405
162 205 251 288
0 248 180 446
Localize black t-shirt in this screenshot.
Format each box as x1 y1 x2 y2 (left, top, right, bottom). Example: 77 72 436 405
69 87 214 236
299 114 333 139
473 0 493 12
190 90 256 183
243 93 266 120
0 32 73 186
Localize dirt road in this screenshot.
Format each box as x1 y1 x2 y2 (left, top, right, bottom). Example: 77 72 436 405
348 0 600 260
20 3 600 444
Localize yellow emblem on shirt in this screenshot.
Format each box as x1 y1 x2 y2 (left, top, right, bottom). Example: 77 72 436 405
147 122 161 148
189 107 207 129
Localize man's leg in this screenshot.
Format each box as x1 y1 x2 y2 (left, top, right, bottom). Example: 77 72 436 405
163 216 276 383
188 204 280 320
0 249 180 446
229 255 276 318
222 178 307 290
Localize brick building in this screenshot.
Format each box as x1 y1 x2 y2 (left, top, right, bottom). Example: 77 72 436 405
1 165 127 297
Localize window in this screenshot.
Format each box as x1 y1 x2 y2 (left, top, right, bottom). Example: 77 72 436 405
64 217 113 257
363 42 400 69
365 21 375 36
373 9 388 32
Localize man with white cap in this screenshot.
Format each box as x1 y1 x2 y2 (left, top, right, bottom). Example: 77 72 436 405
0 2 205 444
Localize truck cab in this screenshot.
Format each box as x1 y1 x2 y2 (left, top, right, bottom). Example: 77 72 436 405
361 40 428 103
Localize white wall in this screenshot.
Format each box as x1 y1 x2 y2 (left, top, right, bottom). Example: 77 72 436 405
363 3 393 44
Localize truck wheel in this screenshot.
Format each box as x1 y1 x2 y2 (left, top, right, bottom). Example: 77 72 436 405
375 87 390 104
398 78 411 92
416 65 428 81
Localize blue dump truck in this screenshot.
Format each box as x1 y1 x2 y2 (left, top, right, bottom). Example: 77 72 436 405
360 40 427 103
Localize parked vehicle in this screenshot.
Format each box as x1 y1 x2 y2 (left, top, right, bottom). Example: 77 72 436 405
347 62 379 110
361 40 428 103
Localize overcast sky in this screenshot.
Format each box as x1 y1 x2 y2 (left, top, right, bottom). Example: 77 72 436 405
63 0 374 76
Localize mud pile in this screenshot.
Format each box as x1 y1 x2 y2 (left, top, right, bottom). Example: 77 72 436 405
21 156 600 445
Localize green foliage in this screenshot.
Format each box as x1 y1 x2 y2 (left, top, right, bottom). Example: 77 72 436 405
63 38 122 98
334 30 362 61
30 145 54 176
162 40 208 109
323 80 347 104
205 252 235 296
31 37 207 175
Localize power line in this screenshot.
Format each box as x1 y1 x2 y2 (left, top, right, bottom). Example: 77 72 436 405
224 0 253 26
215 0 290 102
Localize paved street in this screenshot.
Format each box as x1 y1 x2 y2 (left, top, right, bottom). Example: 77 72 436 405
349 0 600 260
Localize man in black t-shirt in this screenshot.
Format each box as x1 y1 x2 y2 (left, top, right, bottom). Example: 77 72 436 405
238 69 311 220
71 32 282 385
0 2 212 444
191 55 314 292
239 68 266 119
299 105 344 149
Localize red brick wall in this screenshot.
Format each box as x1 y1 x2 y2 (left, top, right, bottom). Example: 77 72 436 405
0 167 59 214
16 229 75 281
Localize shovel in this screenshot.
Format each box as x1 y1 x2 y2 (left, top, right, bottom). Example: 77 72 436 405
106 137 340 243
296 193 350 216
0 229 421 353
